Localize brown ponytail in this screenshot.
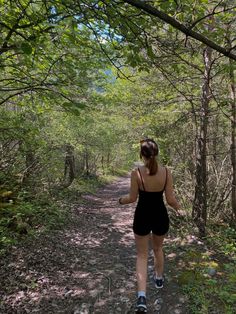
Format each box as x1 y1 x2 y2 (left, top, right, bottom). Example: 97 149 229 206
140 139 159 176
146 156 158 175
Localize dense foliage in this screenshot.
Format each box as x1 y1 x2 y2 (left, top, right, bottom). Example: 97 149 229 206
0 1 236 311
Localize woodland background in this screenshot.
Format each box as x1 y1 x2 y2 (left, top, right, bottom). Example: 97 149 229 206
0 1 236 312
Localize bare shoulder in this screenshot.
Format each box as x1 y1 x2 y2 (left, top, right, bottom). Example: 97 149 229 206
158 165 168 173
159 166 173 182
132 165 145 173
131 168 139 177
160 165 172 174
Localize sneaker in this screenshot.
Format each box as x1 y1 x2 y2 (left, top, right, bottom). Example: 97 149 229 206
135 296 147 313
154 276 164 289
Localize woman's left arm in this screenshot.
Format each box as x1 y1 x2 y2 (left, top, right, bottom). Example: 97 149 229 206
119 169 139 205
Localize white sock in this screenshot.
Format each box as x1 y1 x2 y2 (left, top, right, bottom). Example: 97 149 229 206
155 274 163 280
137 291 146 298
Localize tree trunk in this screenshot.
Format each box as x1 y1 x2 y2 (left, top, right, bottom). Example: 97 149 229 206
85 147 89 176
229 57 236 226
225 26 236 227
101 155 105 175
22 148 38 189
192 46 212 237
107 152 110 168
63 144 75 188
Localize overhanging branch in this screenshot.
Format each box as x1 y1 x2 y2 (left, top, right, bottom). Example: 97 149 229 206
123 0 236 61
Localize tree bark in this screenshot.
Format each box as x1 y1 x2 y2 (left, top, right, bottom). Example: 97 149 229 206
192 46 212 237
224 26 236 226
229 57 236 226
22 148 39 190
85 147 89 176
63 144 75 188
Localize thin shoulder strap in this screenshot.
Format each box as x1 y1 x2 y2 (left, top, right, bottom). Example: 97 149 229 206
137 168 145 191
163 167 168 191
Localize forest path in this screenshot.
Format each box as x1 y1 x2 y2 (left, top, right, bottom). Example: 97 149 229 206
0 175 194 314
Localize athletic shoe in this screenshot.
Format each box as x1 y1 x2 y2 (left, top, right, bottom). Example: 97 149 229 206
135 296 147 313
154 276 164 289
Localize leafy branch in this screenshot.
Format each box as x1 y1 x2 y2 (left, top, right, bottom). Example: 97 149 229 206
123 0 236 61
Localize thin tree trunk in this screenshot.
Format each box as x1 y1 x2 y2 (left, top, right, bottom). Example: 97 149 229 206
192 46 212 237
101 155 105 175
22 149 37 187
229 57 236 226
225 26 236 226
85 147 89 176
107 152 110 168
63 144 75 188
212 115 219 163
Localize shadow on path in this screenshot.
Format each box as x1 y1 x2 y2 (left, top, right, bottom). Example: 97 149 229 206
0 176 190 314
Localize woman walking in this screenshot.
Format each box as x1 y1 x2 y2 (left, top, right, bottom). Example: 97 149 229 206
119 139 180 313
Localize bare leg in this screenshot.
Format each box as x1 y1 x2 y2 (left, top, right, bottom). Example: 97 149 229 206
152 234 165 277
134 234 150 292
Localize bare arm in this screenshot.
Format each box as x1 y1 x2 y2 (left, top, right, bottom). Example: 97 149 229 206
119 169 139 205
165 168 181 212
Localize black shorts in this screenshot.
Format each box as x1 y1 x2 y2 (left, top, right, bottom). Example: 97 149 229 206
133 207 169 236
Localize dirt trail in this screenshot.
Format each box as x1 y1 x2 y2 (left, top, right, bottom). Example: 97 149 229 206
0 176 190 314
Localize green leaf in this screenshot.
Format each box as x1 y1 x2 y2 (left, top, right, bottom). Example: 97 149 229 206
147 46 155 59
62 102 87 115
21 42 32 55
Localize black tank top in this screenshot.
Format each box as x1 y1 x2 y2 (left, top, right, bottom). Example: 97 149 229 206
136 167 168 210
133 167 169 236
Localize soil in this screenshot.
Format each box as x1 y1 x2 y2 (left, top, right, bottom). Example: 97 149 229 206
0 175 191 314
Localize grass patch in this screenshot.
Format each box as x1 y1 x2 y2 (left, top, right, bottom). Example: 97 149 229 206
54 173 118 203
178 224 236 313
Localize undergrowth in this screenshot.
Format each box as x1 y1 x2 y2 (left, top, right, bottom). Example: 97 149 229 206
178 223 236 314
0 173 118 255
0 196 67 255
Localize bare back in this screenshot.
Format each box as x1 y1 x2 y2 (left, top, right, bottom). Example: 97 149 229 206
137 165 167 192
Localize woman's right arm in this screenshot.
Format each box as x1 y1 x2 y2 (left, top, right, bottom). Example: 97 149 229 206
165 168 181 212
119 169 139 205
